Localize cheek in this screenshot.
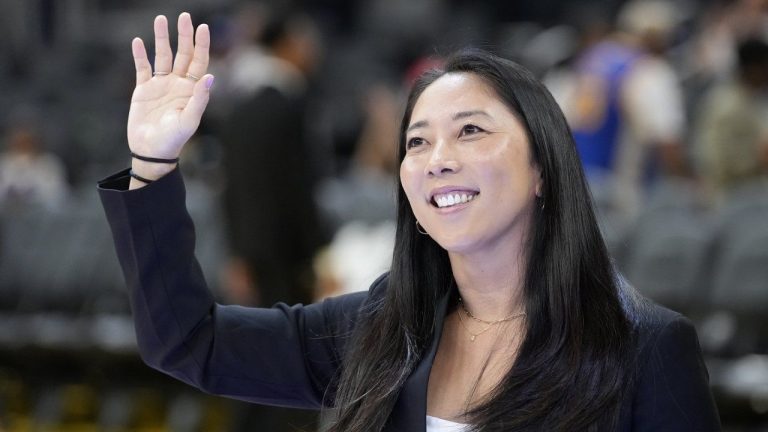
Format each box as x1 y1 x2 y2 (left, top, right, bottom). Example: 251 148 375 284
481 158 538 202
399 161 419 203
400 159 432 221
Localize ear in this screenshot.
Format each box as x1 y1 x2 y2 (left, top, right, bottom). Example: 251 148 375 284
534 166 544 198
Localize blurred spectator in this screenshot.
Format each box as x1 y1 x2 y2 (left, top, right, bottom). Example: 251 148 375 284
694 37 768 205
219 3 324 308
683 0 768 128
554 0 687 217
690 0 768 83
0 120 68 211
216 4 324 430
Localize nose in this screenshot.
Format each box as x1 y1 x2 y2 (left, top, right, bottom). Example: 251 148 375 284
425 140 460 177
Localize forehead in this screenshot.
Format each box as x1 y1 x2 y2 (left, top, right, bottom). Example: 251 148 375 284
411 72 506 120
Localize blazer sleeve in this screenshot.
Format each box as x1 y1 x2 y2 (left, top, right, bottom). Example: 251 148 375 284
97 167 378 409
632 315 721 431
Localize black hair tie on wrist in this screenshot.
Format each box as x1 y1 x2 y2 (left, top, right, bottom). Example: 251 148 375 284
130 152 179 164
129 169 155 184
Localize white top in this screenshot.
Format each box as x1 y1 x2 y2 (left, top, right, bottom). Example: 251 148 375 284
426 415 471 432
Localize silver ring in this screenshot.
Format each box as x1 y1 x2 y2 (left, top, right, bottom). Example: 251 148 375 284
153 71 170 76
185 72 201 81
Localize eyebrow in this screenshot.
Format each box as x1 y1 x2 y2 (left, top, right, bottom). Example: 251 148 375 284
453 110 491 121
406 110 492 132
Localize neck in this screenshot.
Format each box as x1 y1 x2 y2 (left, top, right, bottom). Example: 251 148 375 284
448 241 527 321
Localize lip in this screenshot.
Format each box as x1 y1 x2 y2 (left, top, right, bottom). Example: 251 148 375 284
427 185 480 212
433 198 476 214
428 185 480 202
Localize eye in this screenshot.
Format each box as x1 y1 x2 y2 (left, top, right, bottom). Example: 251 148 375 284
406 137 425 150
459 124 486 137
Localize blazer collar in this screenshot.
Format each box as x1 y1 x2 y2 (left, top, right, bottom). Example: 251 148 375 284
384 290 451 431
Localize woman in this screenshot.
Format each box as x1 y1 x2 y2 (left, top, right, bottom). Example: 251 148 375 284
99 13 720 431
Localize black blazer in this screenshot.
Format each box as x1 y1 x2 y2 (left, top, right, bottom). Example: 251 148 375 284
99 167 721 431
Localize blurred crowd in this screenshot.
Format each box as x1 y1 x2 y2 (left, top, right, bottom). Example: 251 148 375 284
0 0 767 430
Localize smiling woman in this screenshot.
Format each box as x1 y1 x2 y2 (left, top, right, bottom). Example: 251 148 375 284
400 73 542 258
328 49 721 432
97 12 720 432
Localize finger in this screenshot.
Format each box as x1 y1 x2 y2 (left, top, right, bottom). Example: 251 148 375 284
153 15 173 74
186 24 210 80
173 12 195 75
132 37 152 84
181 74 214 130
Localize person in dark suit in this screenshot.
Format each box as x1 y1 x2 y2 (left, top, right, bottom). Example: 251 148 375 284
213 14 325 429
100 13 720 431
219 4 323 310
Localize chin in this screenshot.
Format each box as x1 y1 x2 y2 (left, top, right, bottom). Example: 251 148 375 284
429 232 480 254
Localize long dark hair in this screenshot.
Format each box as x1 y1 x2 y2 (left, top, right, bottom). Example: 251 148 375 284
327 48 636 432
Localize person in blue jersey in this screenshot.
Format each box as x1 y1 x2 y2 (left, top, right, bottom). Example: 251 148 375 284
561 0 688 217
99 13 720 431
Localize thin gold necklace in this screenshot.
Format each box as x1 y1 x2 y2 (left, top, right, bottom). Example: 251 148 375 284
457 297 526 342
456 306 494 341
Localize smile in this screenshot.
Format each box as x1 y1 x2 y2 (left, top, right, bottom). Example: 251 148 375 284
432 192 479 208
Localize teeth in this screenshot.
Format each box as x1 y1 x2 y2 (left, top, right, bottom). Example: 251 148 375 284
433 192 478 208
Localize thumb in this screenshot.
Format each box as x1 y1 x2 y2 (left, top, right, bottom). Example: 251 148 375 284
181 74 214 130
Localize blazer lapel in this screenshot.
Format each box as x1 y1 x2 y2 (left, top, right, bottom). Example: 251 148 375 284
384 292 450 431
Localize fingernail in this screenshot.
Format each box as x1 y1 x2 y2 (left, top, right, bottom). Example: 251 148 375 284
205 75 215 89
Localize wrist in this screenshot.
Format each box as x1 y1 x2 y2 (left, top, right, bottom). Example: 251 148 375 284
130 151 180 164
130 159 177 182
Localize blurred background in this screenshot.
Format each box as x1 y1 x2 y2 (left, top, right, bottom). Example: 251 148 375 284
0 0 767 430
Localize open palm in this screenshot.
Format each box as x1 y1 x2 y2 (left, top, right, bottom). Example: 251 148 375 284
127 13 212 160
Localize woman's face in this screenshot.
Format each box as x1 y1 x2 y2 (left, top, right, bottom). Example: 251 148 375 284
400 72 542 256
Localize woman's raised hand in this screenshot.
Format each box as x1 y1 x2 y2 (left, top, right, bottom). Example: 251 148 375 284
127 13 212 188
